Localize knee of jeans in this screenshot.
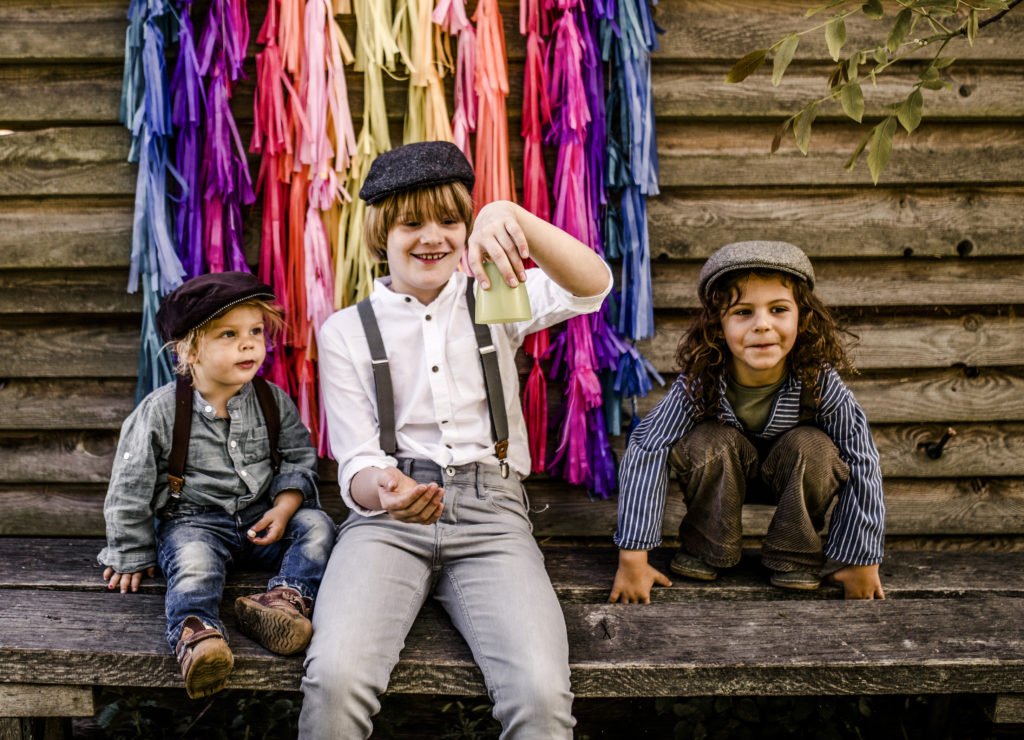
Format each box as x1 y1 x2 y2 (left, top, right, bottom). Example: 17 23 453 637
164 539 225 582
289 509 337 551
493 660 572 729
671 422 753 472
302 647 380 711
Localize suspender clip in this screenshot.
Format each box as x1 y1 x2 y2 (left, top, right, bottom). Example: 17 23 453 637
495 439 510 478
167 474 184 497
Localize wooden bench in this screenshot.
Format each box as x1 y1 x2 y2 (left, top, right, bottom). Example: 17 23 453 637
3 516 1024 736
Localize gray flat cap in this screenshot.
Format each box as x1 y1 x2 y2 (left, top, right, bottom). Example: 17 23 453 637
698 240 815 304
359 141 475 205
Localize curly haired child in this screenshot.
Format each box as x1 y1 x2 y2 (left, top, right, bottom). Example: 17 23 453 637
610 241 885 603
98 273 336 698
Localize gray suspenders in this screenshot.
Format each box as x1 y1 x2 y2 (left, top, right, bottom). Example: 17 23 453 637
356 279 511 478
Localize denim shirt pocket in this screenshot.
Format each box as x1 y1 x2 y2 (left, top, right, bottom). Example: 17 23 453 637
242 427 271 465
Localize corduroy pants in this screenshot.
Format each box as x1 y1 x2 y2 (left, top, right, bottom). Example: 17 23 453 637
668 422 850 573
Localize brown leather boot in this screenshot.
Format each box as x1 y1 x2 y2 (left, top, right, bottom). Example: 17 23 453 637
175 616 234 699
234 587 313 655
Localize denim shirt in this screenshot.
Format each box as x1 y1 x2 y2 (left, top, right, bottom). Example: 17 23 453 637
98 380 320 573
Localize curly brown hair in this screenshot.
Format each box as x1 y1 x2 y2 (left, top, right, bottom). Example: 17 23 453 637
675 269 856 418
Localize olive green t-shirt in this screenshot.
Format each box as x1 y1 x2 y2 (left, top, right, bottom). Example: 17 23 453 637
725 373 788 434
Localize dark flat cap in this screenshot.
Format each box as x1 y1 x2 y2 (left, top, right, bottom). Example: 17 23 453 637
359 141 475 204
157 272 275 342
699 240 815 304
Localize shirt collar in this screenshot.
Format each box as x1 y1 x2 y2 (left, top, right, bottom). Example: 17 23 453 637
371 271 465 309
193 381 252 418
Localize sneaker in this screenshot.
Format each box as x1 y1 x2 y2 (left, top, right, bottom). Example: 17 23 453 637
770 570 821 591
234 587 313 655
669 551 718 581
175 616 234 700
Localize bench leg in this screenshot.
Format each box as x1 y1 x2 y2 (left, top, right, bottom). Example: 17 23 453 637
0 718 71 740
994 695 1024 724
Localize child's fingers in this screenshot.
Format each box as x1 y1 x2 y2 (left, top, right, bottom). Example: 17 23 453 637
246 513 275 541
466 243 489 288
107 571 121 591
102 567 113 582
504 220 529 268
653 570 673 588
147 566 156 578
485 235 525 286
130 571 144 592
608 586 622 603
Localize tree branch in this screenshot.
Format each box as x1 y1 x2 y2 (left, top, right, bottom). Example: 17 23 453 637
977 0 1024 31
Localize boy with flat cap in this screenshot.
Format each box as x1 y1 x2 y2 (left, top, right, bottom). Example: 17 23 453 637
98 272 335 699
303 141 613 738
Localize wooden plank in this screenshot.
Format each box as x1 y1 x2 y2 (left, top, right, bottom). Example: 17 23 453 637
3 313 1020 379
647 187 1024 260
10 370 1022 432
4 121 1023 197
633 369 1024 424
2 475 1022 539
656 122 1024 187
994 695 1024 724
653 0 1024 62
3 539 1023 602
0 128 132 197
0 270 139 314
0 685 92 718
650 259 1024 308
6 62 1023 125
6 424 1024 484
641 315 1024 373
4 259 1022 314
3 188 1023 270
0 380 136 431
653 63 1024 120
525 478 1024 539
1 589 1022 696
5 0 1023 63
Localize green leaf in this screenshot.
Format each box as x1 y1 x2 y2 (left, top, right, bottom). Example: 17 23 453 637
921 65 940 82
726 49 768 83
794 102 818 155
872 46 888 64
887 8 913 52
920 77 947 90
867 117 897 184
861 0 884 19
825 16 847 61
772 34 800 86
805 0 845 18
967 8 979 46
844 130 872 170
933 56 956 69
771 118 793 154
897 89 923 133
840 81 865 122
972 0 1009 8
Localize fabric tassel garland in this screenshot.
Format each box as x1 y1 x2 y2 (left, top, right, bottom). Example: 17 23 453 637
197 0 254 275
122 0 185 403
472 0 514 209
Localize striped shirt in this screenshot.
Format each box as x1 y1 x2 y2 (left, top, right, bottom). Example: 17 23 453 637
614 368 885 565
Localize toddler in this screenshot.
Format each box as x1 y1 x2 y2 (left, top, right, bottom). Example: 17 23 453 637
98 272 336 698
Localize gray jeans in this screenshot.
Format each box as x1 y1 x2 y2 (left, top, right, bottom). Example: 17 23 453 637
298 461 574 739
669 423 850 573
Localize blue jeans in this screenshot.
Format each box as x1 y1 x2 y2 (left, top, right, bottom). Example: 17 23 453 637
155 497 336 649
299 461 574 739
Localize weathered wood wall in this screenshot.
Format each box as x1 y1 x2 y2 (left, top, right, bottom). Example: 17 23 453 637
0 0 1022 549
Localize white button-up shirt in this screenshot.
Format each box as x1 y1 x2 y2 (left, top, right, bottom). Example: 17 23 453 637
317 266 612 514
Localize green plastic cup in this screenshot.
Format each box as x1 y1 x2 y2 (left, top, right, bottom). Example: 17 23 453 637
475 262 532 324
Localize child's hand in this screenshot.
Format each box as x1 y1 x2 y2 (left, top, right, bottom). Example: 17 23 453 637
609 550 672 604
467 200 529 290
102 566 156 594
828 563 885 600
247 491 304 546
377 469 444 525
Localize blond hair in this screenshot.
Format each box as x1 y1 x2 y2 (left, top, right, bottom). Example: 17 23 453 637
170 298 285 377
363 181 475 261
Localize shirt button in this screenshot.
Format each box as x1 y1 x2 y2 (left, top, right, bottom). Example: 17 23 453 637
445 466 456 477
425 314 432 321
204 405 212 413
230 440 237 448
432 365 439 373
445 444 452 449
123 452 131 460
404 296 412 303
240 471 248 477
441 420 448 424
